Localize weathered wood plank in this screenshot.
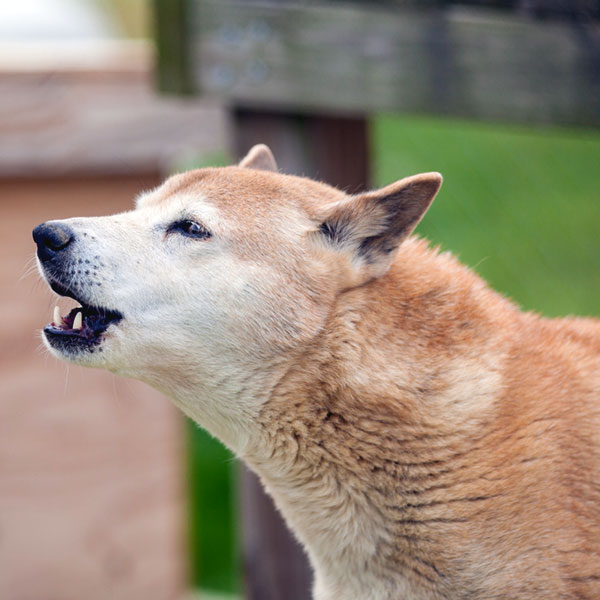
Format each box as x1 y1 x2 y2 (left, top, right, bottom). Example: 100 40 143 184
239 465 312 600
186 1 600 127
233 108 370 191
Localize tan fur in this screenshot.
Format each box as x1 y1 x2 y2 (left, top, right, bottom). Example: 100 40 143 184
253 238 600 598
36 146 600 599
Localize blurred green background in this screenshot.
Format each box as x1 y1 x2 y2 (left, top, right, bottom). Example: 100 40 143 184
374 115 600 318
190 113 600 594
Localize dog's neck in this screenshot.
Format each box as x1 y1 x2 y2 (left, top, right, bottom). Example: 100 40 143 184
240 239 516 598
158 239 516 598
147 353 291 453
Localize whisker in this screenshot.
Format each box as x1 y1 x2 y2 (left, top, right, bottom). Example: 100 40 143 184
111 374 121 404
36 340 48 357
63 363 71 397
19 256 40 282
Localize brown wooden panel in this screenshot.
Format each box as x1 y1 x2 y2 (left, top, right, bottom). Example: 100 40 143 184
0 176 185 600
233 108 370 191
187 1 600 127
239 465 313 600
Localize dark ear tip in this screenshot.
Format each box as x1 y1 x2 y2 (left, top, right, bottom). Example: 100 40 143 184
404 172 443 201
414 171 443 189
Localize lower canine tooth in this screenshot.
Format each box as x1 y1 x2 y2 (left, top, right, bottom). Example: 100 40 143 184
53 306 61 326
73 311 83 330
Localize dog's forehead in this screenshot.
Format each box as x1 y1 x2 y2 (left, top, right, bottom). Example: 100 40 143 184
139 166 344 224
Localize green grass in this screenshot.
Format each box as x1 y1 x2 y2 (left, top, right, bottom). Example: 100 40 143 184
373 114 600 318
187 421 240 593
187 114 600 592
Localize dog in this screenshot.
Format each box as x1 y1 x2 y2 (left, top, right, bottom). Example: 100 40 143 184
34 145 600 599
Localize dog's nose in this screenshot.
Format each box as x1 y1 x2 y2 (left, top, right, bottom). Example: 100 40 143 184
33 222 74 262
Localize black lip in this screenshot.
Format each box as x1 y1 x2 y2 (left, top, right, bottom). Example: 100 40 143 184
44 325 101 351
44 307 123 353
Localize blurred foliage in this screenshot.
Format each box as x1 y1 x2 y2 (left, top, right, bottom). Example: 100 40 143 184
374 114 600 318
176 151 232 174
187 421 240 593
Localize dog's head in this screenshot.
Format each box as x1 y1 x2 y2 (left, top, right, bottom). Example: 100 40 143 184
34 145 441 443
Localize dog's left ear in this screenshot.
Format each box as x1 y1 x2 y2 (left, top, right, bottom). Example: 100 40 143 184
315 172 442 280
239 144 278 172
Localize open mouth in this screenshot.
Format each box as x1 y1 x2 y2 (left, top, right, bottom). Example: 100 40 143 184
43 284 122 352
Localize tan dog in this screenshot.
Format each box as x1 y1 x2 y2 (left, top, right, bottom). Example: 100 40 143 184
34 145 600 599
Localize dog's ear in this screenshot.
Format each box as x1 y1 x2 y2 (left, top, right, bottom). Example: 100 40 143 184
239 144 278 172
315 172 442 280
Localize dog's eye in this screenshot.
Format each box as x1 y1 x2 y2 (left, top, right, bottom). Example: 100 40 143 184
170 220 211 239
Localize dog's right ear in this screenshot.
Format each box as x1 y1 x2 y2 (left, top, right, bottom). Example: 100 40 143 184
239 144 278 172
312 172 442 284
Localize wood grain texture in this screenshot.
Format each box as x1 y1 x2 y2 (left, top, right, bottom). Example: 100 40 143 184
0 176 185 600
187 1 600 127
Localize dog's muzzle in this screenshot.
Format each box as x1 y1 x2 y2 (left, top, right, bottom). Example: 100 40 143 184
33 221 123 354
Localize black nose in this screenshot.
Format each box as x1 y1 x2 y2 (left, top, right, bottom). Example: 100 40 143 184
33 222 74 262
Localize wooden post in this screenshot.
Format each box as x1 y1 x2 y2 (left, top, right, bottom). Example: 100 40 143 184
232 107 370 600
233 109 370 194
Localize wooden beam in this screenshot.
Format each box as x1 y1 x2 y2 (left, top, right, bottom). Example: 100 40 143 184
233 108 370 600
239 465 312 600
188 1 600 127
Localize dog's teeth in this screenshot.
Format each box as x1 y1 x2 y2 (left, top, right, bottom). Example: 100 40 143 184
53 306 61 326
73 311 83 330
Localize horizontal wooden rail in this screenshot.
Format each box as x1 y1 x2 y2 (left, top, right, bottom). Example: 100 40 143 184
170 0 600 127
